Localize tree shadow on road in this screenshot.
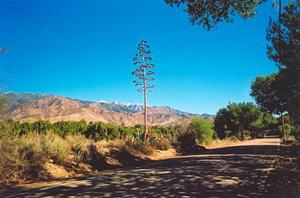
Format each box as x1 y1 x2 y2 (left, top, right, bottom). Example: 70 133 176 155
1 144 288 198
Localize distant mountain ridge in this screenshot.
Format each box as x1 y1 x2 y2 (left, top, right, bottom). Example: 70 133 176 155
0 93 214 126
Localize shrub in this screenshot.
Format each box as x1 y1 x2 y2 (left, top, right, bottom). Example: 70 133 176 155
176 131 206 154
0 120 188 143
152 137 171 150
41 132 71 163
66 134 91 163
0 136 26 183
53 120 88 137
175 118 214 149
32 120 52 134
85 122 108 141
187 117 215 144
123 139 153 155
0 133 46 183
82 143 109 170
177 132 197 148
0 120 21 138
150 125 179 143
18 133 46 176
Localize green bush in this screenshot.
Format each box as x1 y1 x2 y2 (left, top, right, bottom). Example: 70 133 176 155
0 120 185 143
150 125 180 143
53 120 88 136
85 122 110 141
32 120 52 134
0 120 21 138
187 117 215 144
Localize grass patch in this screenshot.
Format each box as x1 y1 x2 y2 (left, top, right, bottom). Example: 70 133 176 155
41 132 71 163
66 134 91 163
204 136 240 148
0 134 46 184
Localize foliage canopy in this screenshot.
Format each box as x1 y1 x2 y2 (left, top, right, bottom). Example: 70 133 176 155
165 0 266 30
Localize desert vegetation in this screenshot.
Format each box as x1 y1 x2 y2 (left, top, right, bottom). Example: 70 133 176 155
1 109 298 184
0 118 185 184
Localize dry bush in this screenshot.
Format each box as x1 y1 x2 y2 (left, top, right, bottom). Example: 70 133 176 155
203 136 241 148
41 132 71 163
19 133 45 171
123 140 154 155
0 132 157 184
153 137 171 150
66 134 91 162
176 132 206 154
80 143 110 170
106 139 124 150
0 134 46 184
177 132 197 148
0 137 27 183
67 138 110 170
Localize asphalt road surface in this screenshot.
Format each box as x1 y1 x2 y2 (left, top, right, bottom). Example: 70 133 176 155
1 138 281 198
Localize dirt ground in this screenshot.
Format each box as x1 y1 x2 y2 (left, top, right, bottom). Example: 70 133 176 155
2 138 295 197
264 140 300 198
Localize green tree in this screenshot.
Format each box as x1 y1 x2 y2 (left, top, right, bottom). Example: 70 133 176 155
239 103 264 139
250 73 287 138
132 40 155 141
165 0 267 30
251 112 278 137
214 102 263 140
266 1 300 129
214 107 230 139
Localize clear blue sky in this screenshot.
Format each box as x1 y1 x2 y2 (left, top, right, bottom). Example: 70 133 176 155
0 0 279 114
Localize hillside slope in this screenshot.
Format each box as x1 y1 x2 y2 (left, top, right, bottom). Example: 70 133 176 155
0 93 213 126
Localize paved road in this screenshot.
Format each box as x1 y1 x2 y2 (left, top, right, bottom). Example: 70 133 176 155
1 138 280 198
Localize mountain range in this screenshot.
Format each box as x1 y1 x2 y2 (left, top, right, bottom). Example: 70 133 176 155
0 93 214 126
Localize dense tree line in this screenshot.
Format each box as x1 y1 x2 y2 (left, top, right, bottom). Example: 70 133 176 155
214 102 280 140
0 119 184 142
0 113 282 144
